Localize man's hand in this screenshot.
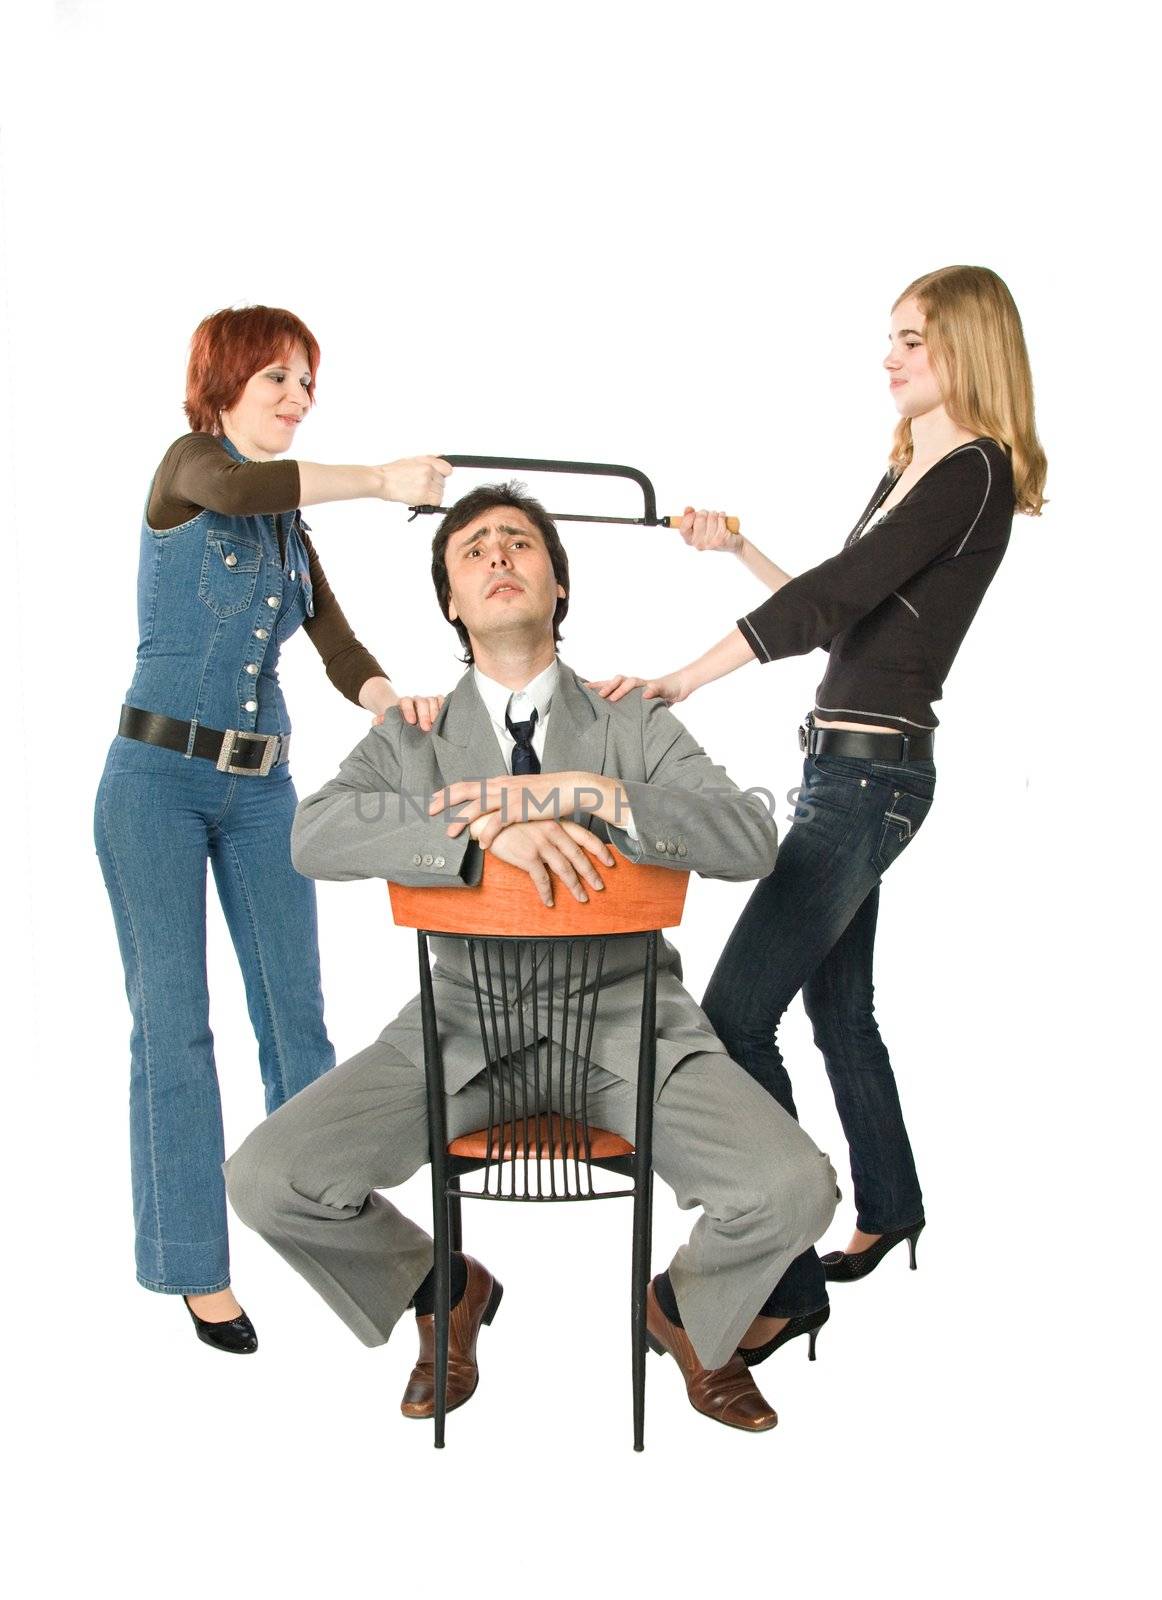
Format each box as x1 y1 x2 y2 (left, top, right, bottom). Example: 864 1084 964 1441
378 456 453 505
431 772 626 843
473 818 615 907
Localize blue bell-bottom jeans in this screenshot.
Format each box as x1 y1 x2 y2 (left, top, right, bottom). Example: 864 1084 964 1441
702 750 936 1316
94 735 335 1294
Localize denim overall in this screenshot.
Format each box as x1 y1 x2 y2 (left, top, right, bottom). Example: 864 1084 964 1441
95 436 336 1294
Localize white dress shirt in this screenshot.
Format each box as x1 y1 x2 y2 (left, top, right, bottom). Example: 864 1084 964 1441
472 661 637 839
473 659 559 771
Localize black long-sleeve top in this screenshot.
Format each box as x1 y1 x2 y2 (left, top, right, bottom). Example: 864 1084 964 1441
736 437 1015 732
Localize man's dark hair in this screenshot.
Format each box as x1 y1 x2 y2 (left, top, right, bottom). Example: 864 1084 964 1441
430 481 570 665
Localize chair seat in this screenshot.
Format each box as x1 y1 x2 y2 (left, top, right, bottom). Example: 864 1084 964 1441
448 1114 634 1162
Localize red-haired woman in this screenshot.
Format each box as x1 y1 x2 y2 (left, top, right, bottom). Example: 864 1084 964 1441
94 306 450 1353
594 266 1046 1365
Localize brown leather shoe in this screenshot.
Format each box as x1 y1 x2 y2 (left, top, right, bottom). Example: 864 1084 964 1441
400 1256 504 1420
646 1279 778 1432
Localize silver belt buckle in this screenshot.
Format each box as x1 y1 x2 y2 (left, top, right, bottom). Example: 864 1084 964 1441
798 723 809 754
217 729 278 776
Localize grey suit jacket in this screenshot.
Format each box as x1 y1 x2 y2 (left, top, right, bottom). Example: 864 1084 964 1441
291 663 778 1095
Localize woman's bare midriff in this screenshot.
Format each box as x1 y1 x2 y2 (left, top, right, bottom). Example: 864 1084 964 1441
814 717 903 735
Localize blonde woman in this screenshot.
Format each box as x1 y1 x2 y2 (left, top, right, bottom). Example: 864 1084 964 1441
593 266 1046 1364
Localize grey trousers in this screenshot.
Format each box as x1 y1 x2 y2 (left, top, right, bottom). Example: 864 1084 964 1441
225 1040 837 1371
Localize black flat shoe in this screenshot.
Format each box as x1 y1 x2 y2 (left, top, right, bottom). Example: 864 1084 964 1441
738 1302 830 1368
183 1296 258 1355
821 1220 924 1283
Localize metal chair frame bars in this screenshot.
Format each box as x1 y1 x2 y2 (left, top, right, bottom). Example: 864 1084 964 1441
418 927 659 1450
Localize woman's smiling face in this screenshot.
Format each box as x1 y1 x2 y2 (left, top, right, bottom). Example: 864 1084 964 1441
884 297 944 420
220 341 313 459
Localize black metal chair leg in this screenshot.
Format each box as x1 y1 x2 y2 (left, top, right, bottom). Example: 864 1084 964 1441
432 1190 451 1449
419 933 453 1448
630 1170 652 1452
449 1192 463 1254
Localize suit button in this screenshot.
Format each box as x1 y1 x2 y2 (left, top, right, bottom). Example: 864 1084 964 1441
655 839 667 853
667 842 679 856
243 700 257 713
245 663 258 675
435 855 445 867
224 552 238 568
266 595 280 608
422 853 434 866
677 843 688 857
413 853 423 865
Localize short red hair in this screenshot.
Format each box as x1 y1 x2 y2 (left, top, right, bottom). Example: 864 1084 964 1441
185 305 321 434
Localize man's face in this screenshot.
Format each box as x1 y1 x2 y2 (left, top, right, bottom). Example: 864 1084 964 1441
444 506 566 650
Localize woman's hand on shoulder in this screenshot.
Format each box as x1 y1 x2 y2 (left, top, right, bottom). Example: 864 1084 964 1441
360 675 443 732
678 506 744 555
393 694 445 732
379 457 453 506
586 671 691 707
586 673 646 704
640 670 691 706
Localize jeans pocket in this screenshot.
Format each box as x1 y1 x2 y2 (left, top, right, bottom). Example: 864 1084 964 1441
811 754 872 782
198 530 262 618
872 787 931 874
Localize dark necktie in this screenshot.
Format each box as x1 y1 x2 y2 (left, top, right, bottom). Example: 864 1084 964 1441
506 706 540 774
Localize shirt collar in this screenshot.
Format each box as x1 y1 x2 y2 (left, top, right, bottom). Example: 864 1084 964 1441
473 659 559 732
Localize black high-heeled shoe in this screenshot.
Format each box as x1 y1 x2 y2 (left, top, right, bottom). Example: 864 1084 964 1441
738 1302 829 1368
821 1220 924 1283
183 1296 259 1355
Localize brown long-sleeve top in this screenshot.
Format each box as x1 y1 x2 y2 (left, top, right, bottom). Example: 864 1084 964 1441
147 432 386 705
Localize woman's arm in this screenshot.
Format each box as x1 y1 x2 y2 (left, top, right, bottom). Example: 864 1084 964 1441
149 434 299 526
355 676 443 733
594 447 995 705
301 531 387 704
590 626 757 706
297 456 450 510
149 434 450 526
678 507 794 594
738 538 794 593
639 626 758 705
303 535 443 732
738 445 994 662
588 507 778 705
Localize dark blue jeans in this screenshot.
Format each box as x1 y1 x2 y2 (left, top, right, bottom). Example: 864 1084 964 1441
702 751 936 1315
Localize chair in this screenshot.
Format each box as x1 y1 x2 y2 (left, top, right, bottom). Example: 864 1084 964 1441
389 854 689 1450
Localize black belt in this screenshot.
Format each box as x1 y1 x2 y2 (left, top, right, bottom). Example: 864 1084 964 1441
118 706 290 776
799 717 933 763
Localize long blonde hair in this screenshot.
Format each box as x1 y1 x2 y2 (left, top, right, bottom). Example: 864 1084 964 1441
890 266 1047 516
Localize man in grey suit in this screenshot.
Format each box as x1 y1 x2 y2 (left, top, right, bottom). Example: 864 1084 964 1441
226 483 837 1432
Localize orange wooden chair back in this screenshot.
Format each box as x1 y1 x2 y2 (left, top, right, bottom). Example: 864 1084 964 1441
388 851 689 936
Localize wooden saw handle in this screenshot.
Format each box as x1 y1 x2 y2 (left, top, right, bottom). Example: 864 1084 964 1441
664 513 741 534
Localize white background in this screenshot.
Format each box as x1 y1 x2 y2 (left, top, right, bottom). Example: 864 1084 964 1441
3 1 1157 1594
